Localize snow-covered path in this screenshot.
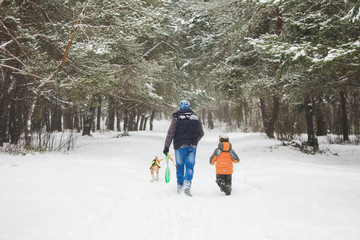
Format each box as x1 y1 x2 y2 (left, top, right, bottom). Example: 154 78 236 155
1 125 360 240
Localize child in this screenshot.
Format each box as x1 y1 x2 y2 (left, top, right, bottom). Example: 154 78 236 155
209 134 239 195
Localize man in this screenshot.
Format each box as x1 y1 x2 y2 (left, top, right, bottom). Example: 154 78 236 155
163 99 204 197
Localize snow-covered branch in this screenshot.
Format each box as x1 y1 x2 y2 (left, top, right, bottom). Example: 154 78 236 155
25 0 90 146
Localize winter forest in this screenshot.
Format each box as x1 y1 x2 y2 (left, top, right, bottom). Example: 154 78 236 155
1 1 360 239
1 0 360 152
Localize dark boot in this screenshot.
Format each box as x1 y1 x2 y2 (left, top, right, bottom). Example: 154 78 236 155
216 179 225 192
224 184 232 195
224 174 232 195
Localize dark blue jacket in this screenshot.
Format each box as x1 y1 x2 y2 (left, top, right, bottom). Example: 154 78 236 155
164 109 204 150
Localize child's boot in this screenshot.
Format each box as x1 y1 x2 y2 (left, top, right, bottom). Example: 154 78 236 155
216 179 225 192
224 184 232 195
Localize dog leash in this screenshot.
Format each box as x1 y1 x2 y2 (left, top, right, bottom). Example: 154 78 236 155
159 154 176 168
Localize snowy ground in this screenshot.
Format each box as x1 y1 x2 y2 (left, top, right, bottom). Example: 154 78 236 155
1 120 360 240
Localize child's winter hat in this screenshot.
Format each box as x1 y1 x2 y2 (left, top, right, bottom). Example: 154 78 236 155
219 133 229 142
179 99 190 109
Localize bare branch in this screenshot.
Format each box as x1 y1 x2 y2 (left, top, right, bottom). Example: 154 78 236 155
0 39 14 49
0 46 28 67
0 63 40 79
0 20 30 60
78 24 110 29
59 0 89 71
0 58 16 61
142 40 165 60
116 4 134 11
163 41 178 52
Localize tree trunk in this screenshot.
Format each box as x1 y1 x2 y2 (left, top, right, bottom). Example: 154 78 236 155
150 110 155 131
207 110 214 129
123 108 129 136
135 110 141 131
202 108 206 126
340 91 349 141
235 104 243 129
139 113 145 131
0 18 22 146
50 99 62 132
128 109 136 131
74 107 81 133
82 105 96 136
256 7 283 138
8 99 16 144
31 104 41 131
143 116 149 131
243 100 250 132
63 107 73 130
97 96 102 131
92 117 95 133
116 107 122 132
43 106 51 132
352 93 359 137
259 96 280 139
107 96 115 131
50 106 56 132
0 68 13 146
9 97 19 144
304 97 319 149
275 7 283 36
316 97 327 136
223 103 232 127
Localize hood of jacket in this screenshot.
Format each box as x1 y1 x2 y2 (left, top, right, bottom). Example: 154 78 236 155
218 142 232 152
172 108 194 117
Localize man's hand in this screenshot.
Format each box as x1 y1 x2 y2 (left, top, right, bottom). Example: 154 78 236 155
163 146 169 155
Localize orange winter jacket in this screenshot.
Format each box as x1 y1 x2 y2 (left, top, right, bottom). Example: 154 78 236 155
210 142 239 175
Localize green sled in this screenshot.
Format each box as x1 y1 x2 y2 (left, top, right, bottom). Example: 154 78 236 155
165 155 170 183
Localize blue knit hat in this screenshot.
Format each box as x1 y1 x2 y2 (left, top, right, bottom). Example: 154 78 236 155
179 99 190 109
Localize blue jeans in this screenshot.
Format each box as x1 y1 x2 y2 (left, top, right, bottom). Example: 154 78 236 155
175 147 197 186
